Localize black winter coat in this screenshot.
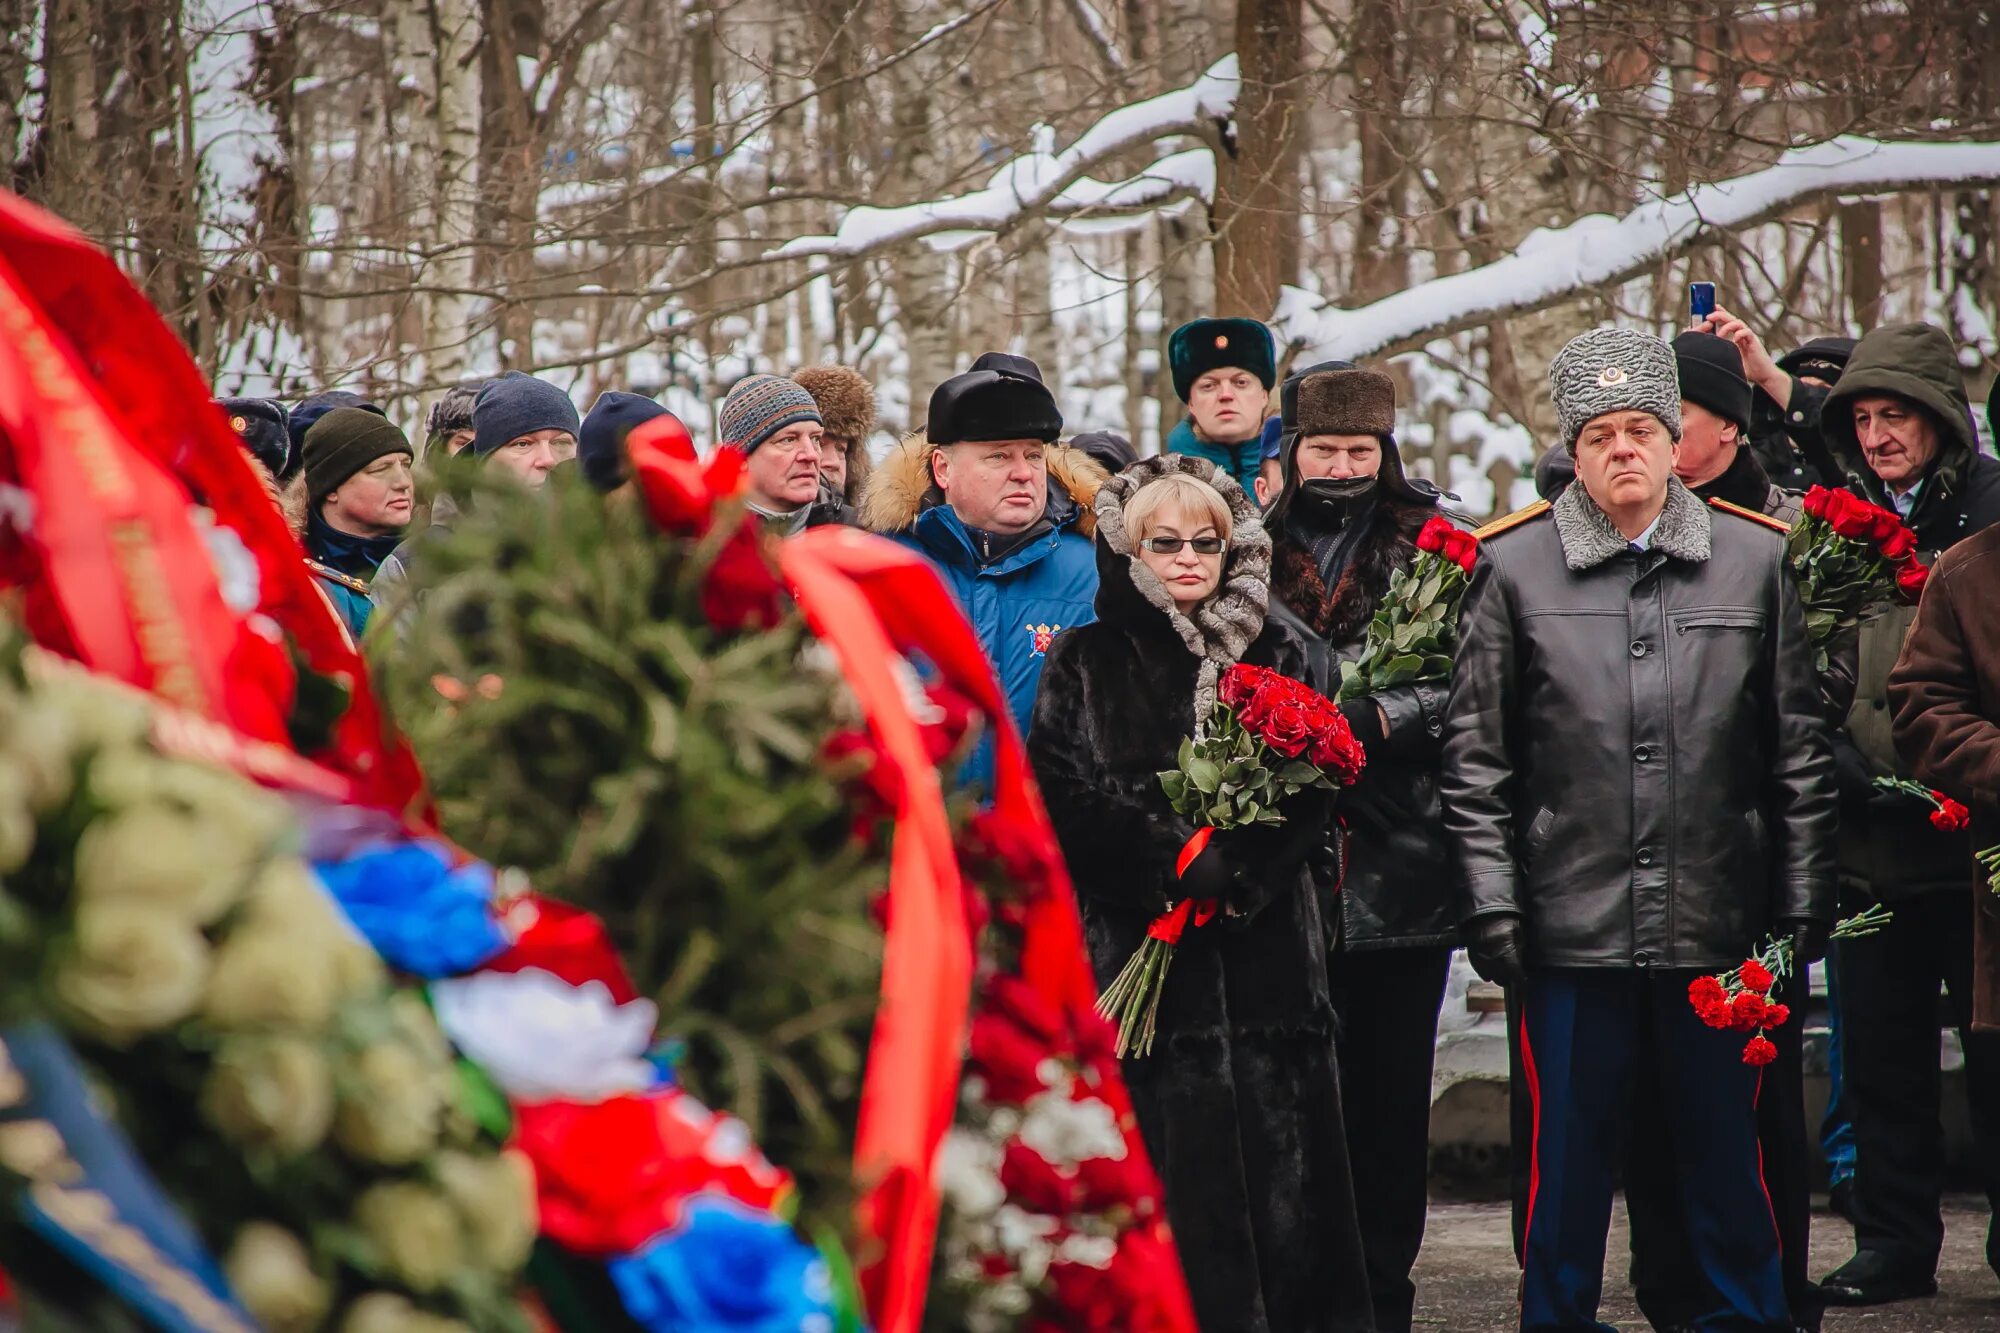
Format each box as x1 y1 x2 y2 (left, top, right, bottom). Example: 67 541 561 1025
1441 477 1838 969
1028 454 1372 1333
1268 496 1462 951
1820 322 2000 898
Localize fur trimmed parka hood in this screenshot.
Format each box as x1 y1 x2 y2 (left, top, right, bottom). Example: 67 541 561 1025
859 431 1107 541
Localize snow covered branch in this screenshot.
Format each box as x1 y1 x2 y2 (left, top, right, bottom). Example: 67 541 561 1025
1279 136 2000 363
768 55 1239 262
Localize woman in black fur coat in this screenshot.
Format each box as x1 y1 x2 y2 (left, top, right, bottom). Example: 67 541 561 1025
1027 453 1374 1333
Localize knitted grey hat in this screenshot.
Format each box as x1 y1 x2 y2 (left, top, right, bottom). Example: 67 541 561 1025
1549 328 1682 450
718 374 822 454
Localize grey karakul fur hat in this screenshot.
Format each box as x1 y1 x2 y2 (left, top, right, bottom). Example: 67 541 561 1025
1550 327 1682 450
1293 368 1396 438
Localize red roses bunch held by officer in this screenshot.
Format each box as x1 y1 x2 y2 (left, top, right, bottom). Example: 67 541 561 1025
1689 904 1896 1065
1788 485 1931 668
1338 514 1480 702
1096 662 1363 1057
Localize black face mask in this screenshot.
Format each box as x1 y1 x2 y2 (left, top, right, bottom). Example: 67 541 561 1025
1292 474 1378 529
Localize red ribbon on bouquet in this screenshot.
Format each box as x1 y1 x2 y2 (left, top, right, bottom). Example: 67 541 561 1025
1149 828 1222 943
1147 896 1218 945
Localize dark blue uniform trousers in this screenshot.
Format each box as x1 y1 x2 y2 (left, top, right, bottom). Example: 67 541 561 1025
1515 968 1791 1332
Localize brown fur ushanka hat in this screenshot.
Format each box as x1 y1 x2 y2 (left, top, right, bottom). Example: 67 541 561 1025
1292 368 1396 439
791 365 876 443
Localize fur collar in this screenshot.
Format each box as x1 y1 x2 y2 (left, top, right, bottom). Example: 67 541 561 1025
1093 454 1271 726
858 430 1105 539
1552 475 1710 570
1269 498 1434 645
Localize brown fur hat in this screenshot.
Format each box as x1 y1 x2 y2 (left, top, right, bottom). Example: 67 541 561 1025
791 365 876 444
1294 368 1395 438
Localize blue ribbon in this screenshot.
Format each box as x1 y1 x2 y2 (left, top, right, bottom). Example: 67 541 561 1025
0 1023 261 1333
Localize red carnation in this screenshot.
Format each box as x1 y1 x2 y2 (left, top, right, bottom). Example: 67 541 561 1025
1878 525 1918 562
1729 990 1769 1032
1073 1145 1163 1215
1742 1035 1778 1067
1896 558 1930 602
1689 974 1728 1011
1739 959 1774 995
1762 1002 1792 1028
1930 795 1971 832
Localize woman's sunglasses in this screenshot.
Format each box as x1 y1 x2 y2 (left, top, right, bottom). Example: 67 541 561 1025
1139 536 1228 555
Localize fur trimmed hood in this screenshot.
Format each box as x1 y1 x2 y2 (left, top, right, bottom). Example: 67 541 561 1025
1552 474 1710 569
859 431 1106 540
1092 453 1272 726
1270 497 1440 647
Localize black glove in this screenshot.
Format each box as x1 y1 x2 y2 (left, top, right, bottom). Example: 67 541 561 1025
1336 697 1387 750
1465 913 1528 988
1172 837 1239 902
1783 917 1830 968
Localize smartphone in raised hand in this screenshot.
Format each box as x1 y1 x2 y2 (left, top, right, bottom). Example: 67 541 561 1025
1689 281 1716 323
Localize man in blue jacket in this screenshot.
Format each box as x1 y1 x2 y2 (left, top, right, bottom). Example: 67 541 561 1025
859 357 1106 753
1163 317 1278 501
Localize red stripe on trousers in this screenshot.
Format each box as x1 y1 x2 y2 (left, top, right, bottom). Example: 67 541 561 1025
1518 1000 1543 1271
1753 1067 1782 1255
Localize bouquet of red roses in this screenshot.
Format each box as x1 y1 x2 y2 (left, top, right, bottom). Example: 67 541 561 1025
1688 904 1893 1065
1870 775 1971 830
1337 515 1480 702
1788 486 1930 673
1096 664 1365 1057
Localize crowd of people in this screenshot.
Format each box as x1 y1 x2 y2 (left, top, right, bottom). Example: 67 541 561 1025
217 307 2000 1333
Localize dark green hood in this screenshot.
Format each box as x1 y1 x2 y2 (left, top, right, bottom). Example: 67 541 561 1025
1820 321 1979 507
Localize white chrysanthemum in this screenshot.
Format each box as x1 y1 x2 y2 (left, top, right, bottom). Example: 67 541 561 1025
1017 1089 1126 1168
936 1127 1006 1219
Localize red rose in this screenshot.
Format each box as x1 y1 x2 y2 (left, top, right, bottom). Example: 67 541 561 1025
1739 959 1774 995
1801 486 1833 520
1219 663 1261 711
1040 1229 1184 1332
1896 557 1930 602
999 1141 1078 1216
1877 524 1918 561
1862 503 1904 545
1930 795 1971 832
1259 701 1316 758
1821 489 1877 541
1742 1035 1778 1067
1416 515 1454 556
1442 527 1481 575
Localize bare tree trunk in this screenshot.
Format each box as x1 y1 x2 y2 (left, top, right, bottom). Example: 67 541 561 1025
426 0 484 388
1350 0 1408 303
1212 0 1301 316
1840 199 1883 330
1152 0 1212 439
888 0 954 426
39 0 101 233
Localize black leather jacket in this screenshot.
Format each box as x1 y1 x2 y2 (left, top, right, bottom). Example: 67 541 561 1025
1440 479 1837 969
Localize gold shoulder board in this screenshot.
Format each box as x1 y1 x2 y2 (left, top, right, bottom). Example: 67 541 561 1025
1706 497 1792 535
1473 498 1552 540
305 559 372 596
